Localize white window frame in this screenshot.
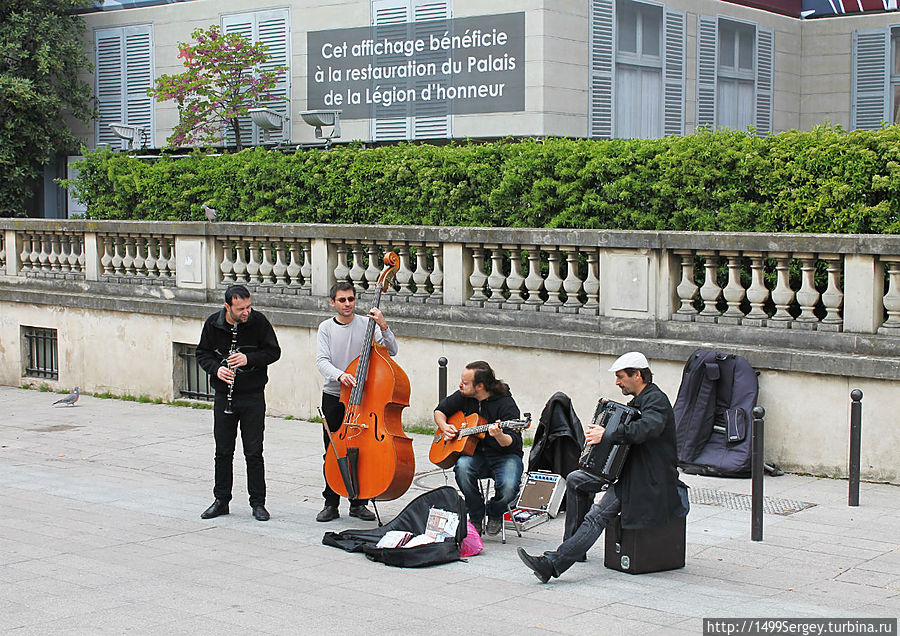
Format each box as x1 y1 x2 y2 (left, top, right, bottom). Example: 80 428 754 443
94 24 154 150
615 0 664 139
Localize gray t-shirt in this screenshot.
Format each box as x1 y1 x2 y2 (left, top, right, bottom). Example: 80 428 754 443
316 315 398 397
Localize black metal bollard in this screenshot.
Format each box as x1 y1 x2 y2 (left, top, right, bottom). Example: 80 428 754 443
849 389 863 507
751 405 765 542
438 357 448 402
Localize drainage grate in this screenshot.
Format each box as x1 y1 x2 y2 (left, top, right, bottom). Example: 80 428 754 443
689 487 816 516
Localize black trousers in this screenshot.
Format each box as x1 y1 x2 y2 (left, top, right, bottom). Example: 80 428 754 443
213 391 266 507
321 392 367 508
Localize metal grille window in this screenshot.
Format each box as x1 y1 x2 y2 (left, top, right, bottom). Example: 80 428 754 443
176 344 214 401
23 327 59 380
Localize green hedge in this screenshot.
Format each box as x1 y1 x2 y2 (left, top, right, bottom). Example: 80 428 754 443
67 125 900 233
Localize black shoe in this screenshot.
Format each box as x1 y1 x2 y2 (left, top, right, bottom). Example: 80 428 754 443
316 504 339 522
576 554 587 562
517 547 554 584
200 499 229 519
471 519 484 535
485 518 503 536
348 505 376 521
252 505 270 521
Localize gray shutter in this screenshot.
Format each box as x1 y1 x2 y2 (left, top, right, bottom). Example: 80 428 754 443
256 10 291 144
96 28 125 149
852 29 889 131
663 8 685 136
372 0 412 141
124 26 153 147
755 26 774 135
696 15 717 129
222 13 255 147
590 0 614 139
412 0 450 139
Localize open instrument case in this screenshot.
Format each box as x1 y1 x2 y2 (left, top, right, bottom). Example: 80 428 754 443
503 470 566 531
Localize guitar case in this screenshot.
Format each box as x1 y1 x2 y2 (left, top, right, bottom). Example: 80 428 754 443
322 486 468 568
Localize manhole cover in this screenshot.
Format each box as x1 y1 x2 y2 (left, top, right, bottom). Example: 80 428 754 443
689 487 816 516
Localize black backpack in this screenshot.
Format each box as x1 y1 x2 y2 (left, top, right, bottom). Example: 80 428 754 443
322 486 468 567
673 349 759 477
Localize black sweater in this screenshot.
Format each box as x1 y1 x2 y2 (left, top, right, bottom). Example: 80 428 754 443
196 308 281 395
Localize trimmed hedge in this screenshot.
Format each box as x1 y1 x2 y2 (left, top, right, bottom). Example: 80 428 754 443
67 125 900 233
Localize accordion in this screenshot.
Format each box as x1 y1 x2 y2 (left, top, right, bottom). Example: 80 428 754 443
577 398 641 483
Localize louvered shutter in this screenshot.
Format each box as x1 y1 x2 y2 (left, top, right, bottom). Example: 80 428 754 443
256 10 291 145
96 28 124 149
412 0 450 139
696 16 717 129
590 0 614 139
852 29 889 130
222 13 255 147
372 0 412 141
754 26 774 135
124 26 153 147
663 8 685 136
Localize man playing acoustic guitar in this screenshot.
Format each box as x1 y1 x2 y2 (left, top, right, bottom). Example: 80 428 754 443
434 361 523 536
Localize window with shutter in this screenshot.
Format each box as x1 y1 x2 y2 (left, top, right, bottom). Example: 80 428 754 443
222 9 291 147
755 26 773 135
589 0 614 139
696 15 718 129
852 28 890 130
663 8 685 136
892 28 900 124
95 25 153 149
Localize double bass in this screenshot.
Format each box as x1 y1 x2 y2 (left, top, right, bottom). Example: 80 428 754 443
323 252 415 502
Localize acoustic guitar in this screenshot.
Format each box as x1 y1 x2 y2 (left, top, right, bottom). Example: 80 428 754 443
429 411 531 469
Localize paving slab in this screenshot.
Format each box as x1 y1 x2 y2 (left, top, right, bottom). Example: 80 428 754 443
1 385 898 634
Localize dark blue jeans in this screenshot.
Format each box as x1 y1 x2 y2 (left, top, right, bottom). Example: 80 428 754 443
454 450 523 524
213 391 266 507
543 469 620 577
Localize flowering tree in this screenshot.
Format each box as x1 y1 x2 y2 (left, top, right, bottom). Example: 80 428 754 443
149 26 287 151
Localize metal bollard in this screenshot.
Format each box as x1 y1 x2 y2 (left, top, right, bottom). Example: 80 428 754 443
751 405 765 542
849 389 863 507
438 357 448 402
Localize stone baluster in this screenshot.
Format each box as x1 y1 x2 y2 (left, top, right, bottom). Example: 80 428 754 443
122 236 136 276
697 252 722 321
273 243 288 287
467 246 488 305
258 242 274 285
673 250 699 319
503 245 526 308
541 248 564 311
719 251 746 324
301 242 312 292
68 235 83 274
561 247 584 313
100 235 114 276
246 242 262 284
219 239 235 283
794 254 820 328
111 236 124 275
742 253 769 326
346 243 365 288
166 237 177 279
232 241 248 283
29 234 41 272
133 236 147 277
427 242 443 304
412 243 432 302
0 235 5 270
286 242 302 288
394 243 415 298
523 246 544 310
58 236 72 273
76 236 85 274
581 248 600 314
47 235 60 273
820 255 844 331
360 244 379 294
768 253 795 327
38 234 50 272
485 246 506 306
145 238 158 279
333 242 351 283
879 258 900 333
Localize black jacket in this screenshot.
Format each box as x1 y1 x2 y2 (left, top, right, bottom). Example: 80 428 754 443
435 390 523 457
196 308 281 395
605 383 685 529
528 391 586 479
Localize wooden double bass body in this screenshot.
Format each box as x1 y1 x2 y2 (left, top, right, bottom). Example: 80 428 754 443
323 252 415 502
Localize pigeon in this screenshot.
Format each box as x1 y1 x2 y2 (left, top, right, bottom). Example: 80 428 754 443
202 204 217 222
53 386 79 406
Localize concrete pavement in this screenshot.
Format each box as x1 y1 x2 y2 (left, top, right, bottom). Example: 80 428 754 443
1 385 898 635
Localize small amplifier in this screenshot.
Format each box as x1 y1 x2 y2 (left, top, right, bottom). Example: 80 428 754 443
504 470 566 531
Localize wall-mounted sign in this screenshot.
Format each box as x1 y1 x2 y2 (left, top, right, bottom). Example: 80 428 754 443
307 12 525 120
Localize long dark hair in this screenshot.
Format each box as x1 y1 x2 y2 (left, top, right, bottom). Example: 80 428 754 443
466 361 510 396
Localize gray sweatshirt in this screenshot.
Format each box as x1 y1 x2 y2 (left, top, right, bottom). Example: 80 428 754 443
316 315 399 397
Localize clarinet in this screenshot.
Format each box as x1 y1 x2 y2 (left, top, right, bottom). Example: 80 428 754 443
223 322 239 415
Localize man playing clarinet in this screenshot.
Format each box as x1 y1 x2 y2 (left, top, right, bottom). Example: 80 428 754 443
196 285 281 522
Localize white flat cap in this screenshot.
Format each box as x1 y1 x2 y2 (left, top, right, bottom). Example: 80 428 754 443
609 351 650 372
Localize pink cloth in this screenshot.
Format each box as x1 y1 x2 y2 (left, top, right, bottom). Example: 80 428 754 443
459 521 484 557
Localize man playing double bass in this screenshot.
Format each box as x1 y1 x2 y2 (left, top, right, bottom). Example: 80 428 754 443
434 361 523 536
314 281 397 522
